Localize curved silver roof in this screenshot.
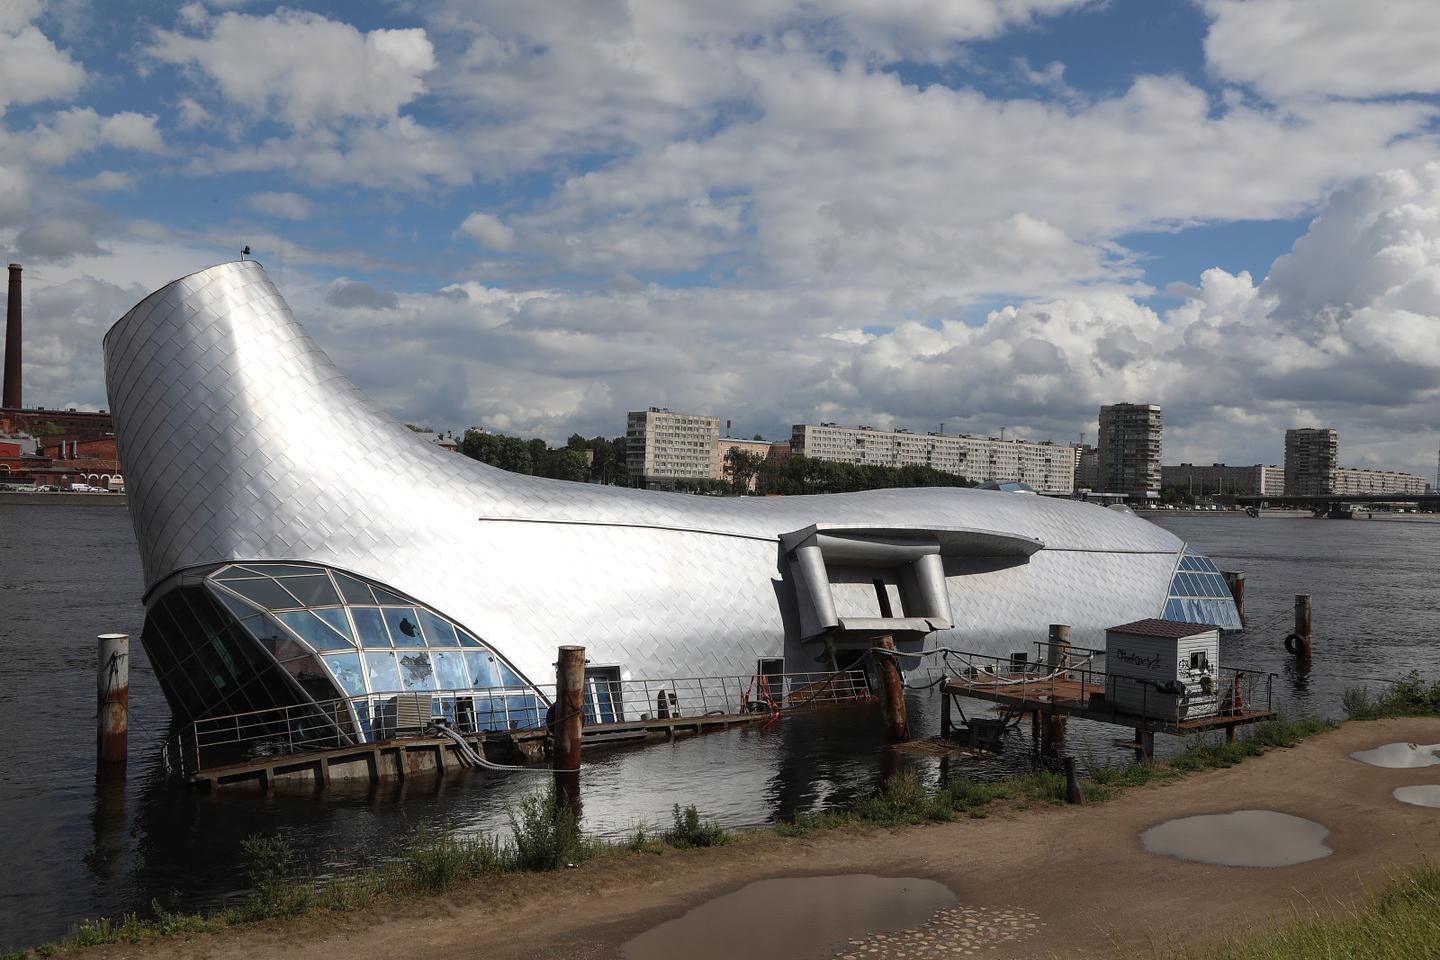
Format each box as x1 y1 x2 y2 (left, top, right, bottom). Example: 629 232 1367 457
105 261 1178 594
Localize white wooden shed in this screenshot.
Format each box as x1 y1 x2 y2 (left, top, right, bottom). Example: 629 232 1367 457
1104 618 1219 721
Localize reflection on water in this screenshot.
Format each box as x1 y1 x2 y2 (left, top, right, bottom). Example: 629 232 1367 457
4 509 1440 950
622 875 957 960
1140 810 1332 867
1393 785 1440 808
1350 742 1440 768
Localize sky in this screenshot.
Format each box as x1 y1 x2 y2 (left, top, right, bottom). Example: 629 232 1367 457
4 0 1440 477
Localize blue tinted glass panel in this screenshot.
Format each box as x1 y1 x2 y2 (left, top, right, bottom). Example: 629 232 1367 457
355 709 373 743
313 607 354 641
506 694 542 727
242 563 324 577
432 650 468 690
457 630 484 648
1163 599 1182 620
364 651 401 692
397 651 437 691
334 572 376 605
213 566 263 580
323 652 366 696
472 695 505 731
213 589 261 622
224 578 302 610
1178 555 1198 572
1197 555 1219 573
372 585 411 605
351 607 390 647
418 609 458 646
277 575 340 606
382 607 426 647
463 650 499 688
496 662 525 687
276 610 353 651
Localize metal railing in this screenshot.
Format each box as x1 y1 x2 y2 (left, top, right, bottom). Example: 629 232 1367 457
944 647 1275 727
178 670 870 774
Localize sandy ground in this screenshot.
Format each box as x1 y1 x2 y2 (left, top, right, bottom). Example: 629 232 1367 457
79 718 1440 960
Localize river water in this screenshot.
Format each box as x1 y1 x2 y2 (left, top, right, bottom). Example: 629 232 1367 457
2 503 1438 950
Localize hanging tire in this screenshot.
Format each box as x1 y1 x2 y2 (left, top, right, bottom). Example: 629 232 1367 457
1284 633 1305 656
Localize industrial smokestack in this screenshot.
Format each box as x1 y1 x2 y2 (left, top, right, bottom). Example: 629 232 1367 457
3 263 20 409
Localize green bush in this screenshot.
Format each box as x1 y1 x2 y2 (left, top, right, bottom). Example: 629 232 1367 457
237 834 312 920
662 804 729 848
509 791 587 870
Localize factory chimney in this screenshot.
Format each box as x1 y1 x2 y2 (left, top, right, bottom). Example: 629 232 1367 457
3 263 20 409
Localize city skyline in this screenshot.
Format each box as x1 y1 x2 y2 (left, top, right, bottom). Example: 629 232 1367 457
1 2 1438 476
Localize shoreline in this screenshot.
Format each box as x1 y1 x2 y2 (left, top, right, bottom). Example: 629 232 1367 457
0 491 127 507
27 716 1440 960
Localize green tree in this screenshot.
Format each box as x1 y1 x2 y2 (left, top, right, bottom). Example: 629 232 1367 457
723 448 766 494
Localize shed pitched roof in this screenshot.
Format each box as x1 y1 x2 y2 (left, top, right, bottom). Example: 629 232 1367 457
1108 618 1218 638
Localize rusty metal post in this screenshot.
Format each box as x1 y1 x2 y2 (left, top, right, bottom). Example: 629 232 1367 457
1063 756 1085 805
1222 572 1245 626
1047 623 1072 676
940 685 951 739
1293 594 1313 658
97 633 129 768
553 646 584 806
1043 708 1066 759
874 636 909 742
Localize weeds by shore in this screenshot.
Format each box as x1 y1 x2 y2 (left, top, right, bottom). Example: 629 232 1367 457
0 715 1335 959
1342 670 1440 721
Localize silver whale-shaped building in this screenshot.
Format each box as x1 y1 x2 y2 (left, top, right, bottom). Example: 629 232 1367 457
104 261 1239 739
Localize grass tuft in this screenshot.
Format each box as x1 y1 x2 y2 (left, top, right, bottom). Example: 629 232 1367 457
1170 859 1440 959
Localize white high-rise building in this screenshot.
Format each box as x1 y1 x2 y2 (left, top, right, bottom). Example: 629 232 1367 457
790 423 1075 493
626 408 720 488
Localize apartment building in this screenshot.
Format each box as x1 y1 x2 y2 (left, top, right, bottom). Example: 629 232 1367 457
1097 404 1163 498
626 408 720 488
1161 463 1285 498
1283 428 1338 496
789 423 1075 493
1333 467 1429 497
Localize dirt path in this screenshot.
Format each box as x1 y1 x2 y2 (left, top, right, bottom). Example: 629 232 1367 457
84 718 1440 960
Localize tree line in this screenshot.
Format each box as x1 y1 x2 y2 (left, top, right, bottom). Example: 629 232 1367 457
459 430 630 484
454 429 977 494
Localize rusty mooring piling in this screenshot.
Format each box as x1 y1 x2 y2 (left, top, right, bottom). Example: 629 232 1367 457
553 645 585 804
97 633 129 768
874 635 909 742
1040 624 1070 758
1291 594 1313 658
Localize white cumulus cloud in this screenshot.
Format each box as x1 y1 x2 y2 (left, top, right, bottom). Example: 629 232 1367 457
149 9 437 128
1204 0 1440 100
457 211 514 250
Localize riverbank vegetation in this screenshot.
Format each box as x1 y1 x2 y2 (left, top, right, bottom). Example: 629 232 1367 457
0 715 1335 959
1342 670 1440 720
1174 860 1440 960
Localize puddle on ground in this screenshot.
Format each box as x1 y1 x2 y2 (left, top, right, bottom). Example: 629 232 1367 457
1350 742 1440 768
1140 810 1332 867
1394 785 1440 808
622 875 957 960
